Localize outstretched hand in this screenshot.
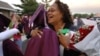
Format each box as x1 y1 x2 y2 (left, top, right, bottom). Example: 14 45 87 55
30 27 43 38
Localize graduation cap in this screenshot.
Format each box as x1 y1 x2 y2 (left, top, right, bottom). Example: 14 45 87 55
0 14 11 32
29 4 48 29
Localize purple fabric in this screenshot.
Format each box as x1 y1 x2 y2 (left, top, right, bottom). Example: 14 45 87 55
0 14 11 27
24 4 59 56
3 39 23 56
29 4 45 24
0 14 11 32
33 8 45 28
22 18 30 34
24 28 59 56
0 21 5 32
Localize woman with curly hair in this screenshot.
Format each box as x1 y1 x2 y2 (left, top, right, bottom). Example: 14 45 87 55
30 0 86 56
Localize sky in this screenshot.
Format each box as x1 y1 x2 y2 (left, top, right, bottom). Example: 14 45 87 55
1 0 100 14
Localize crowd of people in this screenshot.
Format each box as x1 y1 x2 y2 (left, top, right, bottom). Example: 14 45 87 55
0 0 100 56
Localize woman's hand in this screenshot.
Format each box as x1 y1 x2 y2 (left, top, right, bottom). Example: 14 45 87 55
57 33 70 48
30 28 43 38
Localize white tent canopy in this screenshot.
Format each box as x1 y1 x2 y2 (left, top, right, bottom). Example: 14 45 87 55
74 18 97 26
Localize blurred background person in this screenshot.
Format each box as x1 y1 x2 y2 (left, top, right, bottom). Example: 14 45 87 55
11 14 23 51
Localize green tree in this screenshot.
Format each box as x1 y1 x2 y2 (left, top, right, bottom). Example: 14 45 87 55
14 0 38 15
73 13 90 18
89 13 94 18
73 13 81 18
81 14 89 18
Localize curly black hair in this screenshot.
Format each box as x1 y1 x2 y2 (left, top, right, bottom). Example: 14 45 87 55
47 0 73 29
55 0 73 26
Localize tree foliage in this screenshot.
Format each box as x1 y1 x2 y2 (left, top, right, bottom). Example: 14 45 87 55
14 0 38 15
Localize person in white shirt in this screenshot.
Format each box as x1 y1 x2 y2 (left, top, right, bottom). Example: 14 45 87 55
0 14 23 56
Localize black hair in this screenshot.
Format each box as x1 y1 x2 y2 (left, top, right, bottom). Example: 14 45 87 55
47 0 73 29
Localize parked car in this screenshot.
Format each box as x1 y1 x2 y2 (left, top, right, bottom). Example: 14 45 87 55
91 17 100 24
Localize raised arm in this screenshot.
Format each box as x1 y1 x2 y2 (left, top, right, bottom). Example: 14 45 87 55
0 28 19 41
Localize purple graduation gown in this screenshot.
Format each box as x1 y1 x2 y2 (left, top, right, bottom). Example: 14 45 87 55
3 39 24 56
22 18 30 35
24 28 59 56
